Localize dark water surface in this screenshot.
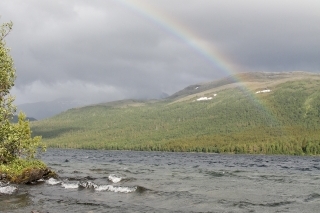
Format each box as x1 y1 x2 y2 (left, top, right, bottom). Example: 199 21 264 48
1 149 320 212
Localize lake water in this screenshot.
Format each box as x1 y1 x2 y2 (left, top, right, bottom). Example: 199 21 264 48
1 149 320 212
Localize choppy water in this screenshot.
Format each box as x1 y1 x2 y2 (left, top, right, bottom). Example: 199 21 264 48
1 149 320 213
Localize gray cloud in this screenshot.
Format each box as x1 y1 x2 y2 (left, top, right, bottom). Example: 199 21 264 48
1 0 319 105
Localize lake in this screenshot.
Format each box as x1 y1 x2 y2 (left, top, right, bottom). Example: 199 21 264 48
1 149 320 212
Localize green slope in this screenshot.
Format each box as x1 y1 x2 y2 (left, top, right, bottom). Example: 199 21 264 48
31 72 320 155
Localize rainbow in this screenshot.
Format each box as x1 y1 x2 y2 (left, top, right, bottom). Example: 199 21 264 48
116 0 240 76
116 0 280 127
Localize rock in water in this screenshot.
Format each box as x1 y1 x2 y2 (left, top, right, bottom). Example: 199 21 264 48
8 168 57 184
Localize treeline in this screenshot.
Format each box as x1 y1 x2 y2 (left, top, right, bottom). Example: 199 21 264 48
46 128 320 155
31 79 320 155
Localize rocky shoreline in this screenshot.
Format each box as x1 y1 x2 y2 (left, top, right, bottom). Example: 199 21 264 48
0 167 57 184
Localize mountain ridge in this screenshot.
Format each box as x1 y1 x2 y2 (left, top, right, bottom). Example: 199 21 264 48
31 71 320 155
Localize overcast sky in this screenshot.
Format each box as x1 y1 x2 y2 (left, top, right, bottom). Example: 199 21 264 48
1 0 319 105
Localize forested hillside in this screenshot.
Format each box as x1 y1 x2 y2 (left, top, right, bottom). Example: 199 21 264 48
31 72 320 155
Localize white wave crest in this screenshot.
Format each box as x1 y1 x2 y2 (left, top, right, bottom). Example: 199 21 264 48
95 185 136 193
79 181 98 189
0 185 18 194
45 178 135 193
46 178 61 185
108 174 122 183
61 182 79 189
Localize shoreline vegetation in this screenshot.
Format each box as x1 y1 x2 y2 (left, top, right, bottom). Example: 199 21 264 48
0 21 54 184
0 159 55 184
32 73 320 156
45 135 319 156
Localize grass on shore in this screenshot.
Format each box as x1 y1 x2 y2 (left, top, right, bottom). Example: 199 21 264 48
0 159 49 183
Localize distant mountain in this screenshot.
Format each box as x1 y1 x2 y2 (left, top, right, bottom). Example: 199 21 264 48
166 71 311 100
11 115 37 123
17 92 169 120
31 71 320 155
17 98 87 120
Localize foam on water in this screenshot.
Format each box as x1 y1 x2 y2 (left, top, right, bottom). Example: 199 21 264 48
61 182 79 189
79 181 97 189
46 178 61 185
95 185 136 193
108 174 122 183
0 185 18 194
57 179 136 193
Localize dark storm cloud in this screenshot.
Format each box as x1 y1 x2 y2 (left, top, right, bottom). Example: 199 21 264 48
0 0 319 104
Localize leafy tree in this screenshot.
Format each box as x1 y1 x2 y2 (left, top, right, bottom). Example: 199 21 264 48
0 21 44 163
